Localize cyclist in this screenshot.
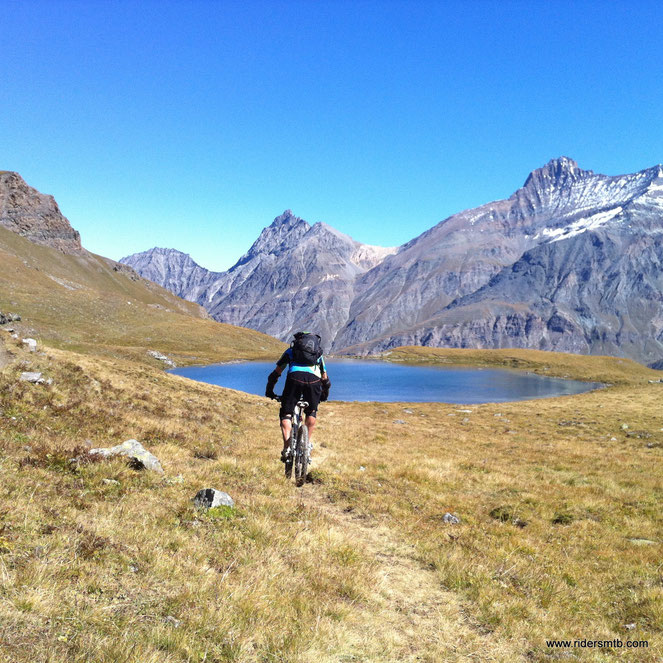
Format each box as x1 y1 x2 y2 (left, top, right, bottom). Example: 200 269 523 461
265 331 331 462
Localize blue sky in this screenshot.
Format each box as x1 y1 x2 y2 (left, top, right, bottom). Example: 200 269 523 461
2 0 662 270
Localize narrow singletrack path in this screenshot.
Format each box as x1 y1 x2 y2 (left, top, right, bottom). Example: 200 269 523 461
294 447 519 662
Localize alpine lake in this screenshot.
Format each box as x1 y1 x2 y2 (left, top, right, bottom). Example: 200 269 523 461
169 358 602 404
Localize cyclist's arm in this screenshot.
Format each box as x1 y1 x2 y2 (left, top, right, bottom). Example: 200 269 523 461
275 349 291 376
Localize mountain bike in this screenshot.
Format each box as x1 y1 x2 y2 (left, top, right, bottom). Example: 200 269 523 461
279 398 311 487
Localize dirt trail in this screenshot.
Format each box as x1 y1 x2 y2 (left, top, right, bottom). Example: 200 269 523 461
297 447 515 662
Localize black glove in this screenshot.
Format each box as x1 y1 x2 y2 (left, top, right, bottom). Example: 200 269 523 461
265 370 279 399
320 377 331 402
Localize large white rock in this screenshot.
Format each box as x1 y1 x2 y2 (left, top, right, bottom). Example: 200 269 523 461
90 439 164 474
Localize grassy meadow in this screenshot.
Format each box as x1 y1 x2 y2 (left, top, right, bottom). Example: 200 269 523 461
0 226 283 364
0 331 661 662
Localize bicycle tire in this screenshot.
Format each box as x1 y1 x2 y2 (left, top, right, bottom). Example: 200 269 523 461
294 424 309 487
285 424 296 479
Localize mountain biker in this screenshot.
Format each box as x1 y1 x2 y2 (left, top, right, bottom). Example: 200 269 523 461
265 331 331 462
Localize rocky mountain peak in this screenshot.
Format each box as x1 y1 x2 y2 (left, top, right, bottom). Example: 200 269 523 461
0 171 83 254
234 211 311 265
521 156 591 193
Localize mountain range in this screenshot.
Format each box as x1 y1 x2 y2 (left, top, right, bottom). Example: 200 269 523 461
118 156 663 366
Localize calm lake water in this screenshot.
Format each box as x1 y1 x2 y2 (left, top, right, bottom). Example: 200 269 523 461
169 359 601 404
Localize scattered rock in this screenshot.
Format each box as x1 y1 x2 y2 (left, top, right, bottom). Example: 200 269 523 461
442 513 461 525
10 333 18 339
621 423 629 430
20 371 43 383
163 616 182 628
628 538 658 546
462 417 470 423
193 488 234 509
90 439 164 474
493 413 503 417
0 312 21 325
22 338 37 352
102 479 120 486
456 409 473 413
403 408 414 414
147 350 176 368
558 420 582 426
625 430 651 439
359 466 366 471
393 419 406 425
624 623 636 630
610 437 617 441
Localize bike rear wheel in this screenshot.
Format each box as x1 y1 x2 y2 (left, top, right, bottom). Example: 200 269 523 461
294 424 309 487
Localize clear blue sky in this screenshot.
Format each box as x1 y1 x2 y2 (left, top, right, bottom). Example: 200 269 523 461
2 0 662 270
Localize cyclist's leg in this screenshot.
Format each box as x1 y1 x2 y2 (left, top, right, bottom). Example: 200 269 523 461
280 416 292 451
301 376 322 443
304 414 316 441
279 376 298 454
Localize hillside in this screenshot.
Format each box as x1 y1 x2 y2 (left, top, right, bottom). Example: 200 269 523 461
0 173 283 364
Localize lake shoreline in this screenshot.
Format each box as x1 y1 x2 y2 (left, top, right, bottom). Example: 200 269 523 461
169 356 604 405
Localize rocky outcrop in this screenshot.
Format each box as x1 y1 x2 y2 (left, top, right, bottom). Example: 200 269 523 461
0 171 83 253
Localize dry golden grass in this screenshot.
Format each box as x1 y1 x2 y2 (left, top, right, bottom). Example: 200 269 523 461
0 334 661 662
0 226 283 364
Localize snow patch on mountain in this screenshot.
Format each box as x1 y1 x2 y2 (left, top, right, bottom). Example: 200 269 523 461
536 207 623 243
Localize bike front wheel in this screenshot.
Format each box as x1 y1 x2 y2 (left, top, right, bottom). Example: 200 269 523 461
294 424 309 487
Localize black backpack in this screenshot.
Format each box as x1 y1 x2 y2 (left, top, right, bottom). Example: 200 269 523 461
291 332 322 366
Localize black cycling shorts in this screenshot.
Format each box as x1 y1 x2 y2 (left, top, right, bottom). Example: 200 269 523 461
279 372 322 420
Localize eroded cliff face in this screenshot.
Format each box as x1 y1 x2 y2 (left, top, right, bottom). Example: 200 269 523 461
0 172 83 254
123 158 663 365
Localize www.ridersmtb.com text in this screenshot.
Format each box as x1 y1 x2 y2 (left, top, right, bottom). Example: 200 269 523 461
546 639 648 649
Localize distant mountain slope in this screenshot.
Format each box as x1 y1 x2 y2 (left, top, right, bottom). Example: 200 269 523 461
119 247 221 301
0 173 283 363
122 210 397 346
123 157 663 365
332 159 663 357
